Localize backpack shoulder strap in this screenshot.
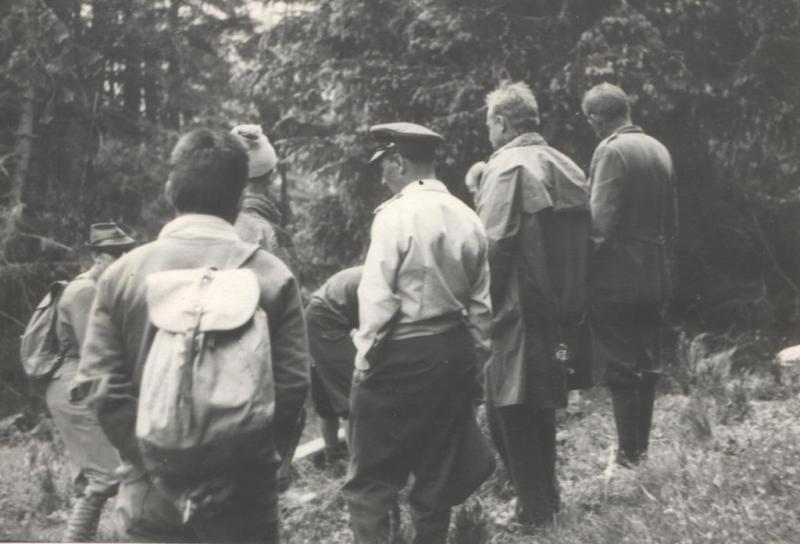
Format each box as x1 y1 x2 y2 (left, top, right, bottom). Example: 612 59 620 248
227 242 261 270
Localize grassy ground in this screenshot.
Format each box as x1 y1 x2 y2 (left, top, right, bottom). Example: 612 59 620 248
2 334 799 543
280 390 800 543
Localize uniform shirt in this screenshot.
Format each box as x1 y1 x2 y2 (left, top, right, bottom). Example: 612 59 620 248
353 179 492 371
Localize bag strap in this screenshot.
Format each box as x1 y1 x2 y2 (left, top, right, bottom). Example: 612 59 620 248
226 242 261 271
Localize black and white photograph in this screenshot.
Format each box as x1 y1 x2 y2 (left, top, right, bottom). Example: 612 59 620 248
1 1 799 542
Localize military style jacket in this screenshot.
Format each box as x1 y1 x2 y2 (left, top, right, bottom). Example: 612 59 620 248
588 125 677 304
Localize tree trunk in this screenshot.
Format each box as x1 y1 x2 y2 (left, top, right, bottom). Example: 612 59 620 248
164 0 182 129
11 83 36 210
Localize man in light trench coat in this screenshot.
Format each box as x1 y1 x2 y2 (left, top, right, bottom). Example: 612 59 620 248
474 81 591 527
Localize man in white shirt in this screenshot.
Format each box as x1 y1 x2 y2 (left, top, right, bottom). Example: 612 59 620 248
343 122 495 544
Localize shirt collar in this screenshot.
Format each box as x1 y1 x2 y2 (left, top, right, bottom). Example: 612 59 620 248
491 132 548 158
159 214 240 242
399 178 448 197
612 124 644 137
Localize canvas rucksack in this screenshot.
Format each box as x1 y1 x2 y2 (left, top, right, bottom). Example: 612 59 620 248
20 280 68 380
136 258 275 484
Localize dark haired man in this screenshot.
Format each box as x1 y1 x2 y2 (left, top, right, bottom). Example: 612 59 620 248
344 122 495 544
75 128 309 542
583 82 677 466
47 223 133 541
476 81 590 527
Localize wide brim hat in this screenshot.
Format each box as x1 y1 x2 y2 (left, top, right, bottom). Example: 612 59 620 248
86 222 136 249
368 122 444 163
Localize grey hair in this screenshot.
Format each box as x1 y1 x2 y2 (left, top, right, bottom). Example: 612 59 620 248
486 81 540 132
582 82 631 121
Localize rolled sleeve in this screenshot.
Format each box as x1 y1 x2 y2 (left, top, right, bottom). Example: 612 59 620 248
467 236 493 361
353 209 403 370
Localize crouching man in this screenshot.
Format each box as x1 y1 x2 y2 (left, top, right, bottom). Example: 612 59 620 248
74 128 309 543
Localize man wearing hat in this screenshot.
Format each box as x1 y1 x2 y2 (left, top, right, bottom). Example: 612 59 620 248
230 124 292 263
343 122 495 544
230 123 303 490
46 222 134 541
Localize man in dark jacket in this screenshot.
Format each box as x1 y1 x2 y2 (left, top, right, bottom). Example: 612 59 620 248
583 82 677 465
74 128 309 542
231 123 303 489
476 81 590 527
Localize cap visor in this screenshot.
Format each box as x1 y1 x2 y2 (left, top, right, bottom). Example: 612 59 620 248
369 149 388 164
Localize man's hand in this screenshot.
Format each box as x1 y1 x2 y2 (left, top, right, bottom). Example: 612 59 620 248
465 161 487 195
352 368 368 387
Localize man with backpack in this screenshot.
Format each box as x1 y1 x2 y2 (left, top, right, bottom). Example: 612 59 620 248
26 223 134 541
74 128 309 542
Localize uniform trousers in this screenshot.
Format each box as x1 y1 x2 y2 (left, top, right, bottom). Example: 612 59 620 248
344 326 494 544
591 299 664 465
610 377 657 465
485 402 559 526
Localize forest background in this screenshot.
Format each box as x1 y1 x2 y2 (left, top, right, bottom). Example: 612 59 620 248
1 0 799 418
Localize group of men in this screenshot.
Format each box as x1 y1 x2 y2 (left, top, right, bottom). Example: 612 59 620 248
45 79 675 544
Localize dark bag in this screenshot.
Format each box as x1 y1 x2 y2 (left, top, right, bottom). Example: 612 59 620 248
553 317 593 391
20 281 68 380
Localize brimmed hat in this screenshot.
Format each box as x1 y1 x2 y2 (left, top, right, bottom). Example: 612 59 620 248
230 124 278 179
86 222 136 249
368 122 444 163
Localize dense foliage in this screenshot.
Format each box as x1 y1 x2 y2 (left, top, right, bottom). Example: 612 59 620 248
1 0 799 408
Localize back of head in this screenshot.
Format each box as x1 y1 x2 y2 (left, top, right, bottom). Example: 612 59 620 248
582 82 631 122
486 81 540 132
396 142 437 166
167 128 248 220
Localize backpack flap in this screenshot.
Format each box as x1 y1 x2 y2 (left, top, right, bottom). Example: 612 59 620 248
146 268 260 333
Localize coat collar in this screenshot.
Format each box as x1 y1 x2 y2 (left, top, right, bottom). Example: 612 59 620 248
603 124 644 145
240 192 282 224
490 132 548 159
159 214 240 242
613 124 644 136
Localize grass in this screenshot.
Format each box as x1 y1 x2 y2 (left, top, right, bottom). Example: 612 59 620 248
2 332 800 543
